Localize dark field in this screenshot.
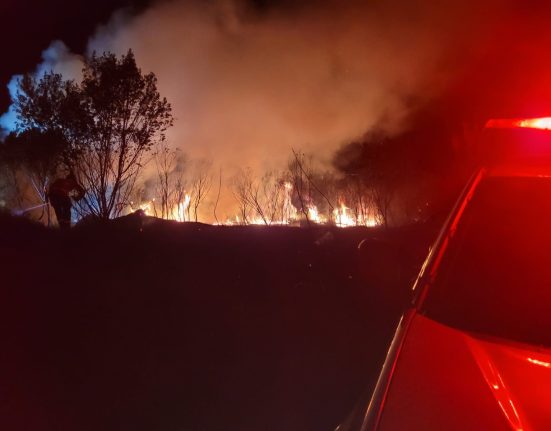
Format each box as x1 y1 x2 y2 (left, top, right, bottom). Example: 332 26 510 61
0 213 436 431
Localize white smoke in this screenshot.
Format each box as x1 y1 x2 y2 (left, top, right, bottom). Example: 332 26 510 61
0 41 82 131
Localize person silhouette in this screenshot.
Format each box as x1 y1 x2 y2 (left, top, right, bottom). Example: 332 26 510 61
47 172 85 229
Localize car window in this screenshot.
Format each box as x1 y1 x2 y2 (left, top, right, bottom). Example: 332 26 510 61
423 176 551 347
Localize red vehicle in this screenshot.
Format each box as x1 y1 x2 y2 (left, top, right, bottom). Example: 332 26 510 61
342 118 551 431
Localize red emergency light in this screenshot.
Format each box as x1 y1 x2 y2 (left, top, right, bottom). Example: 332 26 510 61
485 117 551 130
482 116 551 167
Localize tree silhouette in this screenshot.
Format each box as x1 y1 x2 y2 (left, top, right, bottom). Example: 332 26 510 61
13 50 173 220
333 138 401 227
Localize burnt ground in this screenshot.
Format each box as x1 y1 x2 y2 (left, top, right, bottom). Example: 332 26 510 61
0 212 437 431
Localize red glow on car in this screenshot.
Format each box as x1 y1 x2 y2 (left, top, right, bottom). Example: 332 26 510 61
466 337 525 431
426 170 484 283
527 357 551 368
486 117 551 130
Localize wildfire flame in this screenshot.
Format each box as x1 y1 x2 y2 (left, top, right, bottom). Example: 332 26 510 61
334 204 354 227
308 204 326 224
131 183 380 228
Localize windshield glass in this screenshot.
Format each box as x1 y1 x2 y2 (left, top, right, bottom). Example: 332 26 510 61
423 176 551 347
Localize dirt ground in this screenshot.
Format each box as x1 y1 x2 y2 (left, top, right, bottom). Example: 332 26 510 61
0 213 437 431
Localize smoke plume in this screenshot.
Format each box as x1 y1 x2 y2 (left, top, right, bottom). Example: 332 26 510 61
84 0 497 169
0 41 82 132
3 0 540 219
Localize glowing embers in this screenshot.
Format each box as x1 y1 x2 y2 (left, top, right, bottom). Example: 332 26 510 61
485 117 551 131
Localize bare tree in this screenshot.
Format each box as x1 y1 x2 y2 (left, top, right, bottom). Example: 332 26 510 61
232 168 256 224
153 141 176 219
152 142 187 220
371 182 394 227
341 174 377 226
332 138 403 228
287 149 336 225
231 168 287 225
188 159 212 222
212 167 221 224
287 151 312 225
260 171 288 224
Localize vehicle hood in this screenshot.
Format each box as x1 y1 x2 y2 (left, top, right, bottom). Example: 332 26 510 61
377 313 551 431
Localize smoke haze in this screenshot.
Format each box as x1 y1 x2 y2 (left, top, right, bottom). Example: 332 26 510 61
84 0 498 169
4 0 547 219
3 1 510 157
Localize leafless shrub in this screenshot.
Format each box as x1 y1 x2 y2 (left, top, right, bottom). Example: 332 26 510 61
152 142 188 220
232 168 289 225
188 159 212 222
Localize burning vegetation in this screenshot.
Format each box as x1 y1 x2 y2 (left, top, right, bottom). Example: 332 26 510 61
5 0 543 228
131 147 381 227
0 50 434 228
2 0 502 229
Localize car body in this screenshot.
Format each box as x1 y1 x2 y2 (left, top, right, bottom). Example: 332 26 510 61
343 119 551 431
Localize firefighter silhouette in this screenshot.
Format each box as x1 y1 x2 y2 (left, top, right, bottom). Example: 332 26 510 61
47 173 85 229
